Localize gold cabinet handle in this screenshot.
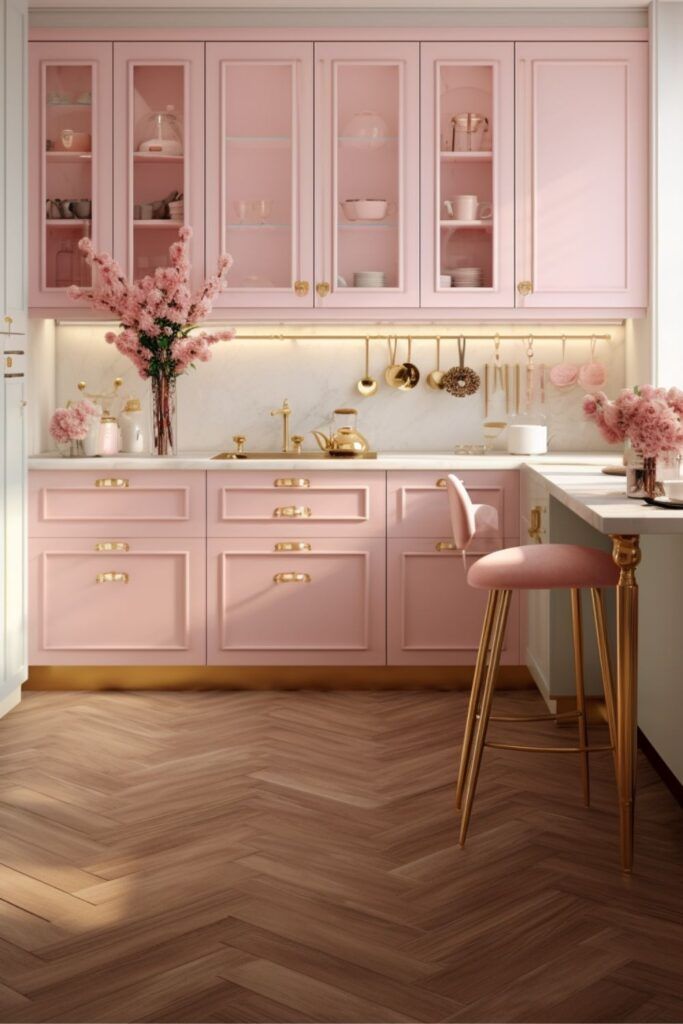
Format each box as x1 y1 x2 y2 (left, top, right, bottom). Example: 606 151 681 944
95 571 129 584
273 505 312 518
528 505 543 543
274 541 311 552
3 315 13 333
273 572 311 584
95 478 129 489
517 280 533 296
435 541 457 552
293 280 309 297
5 356 12 369
94 541 130 552
435 478 448 489
316 282 330 298
274 478 310 488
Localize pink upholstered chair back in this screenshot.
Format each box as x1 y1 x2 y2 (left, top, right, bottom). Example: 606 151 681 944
446 474 500 551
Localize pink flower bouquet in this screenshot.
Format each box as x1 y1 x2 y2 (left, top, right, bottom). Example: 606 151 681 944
68 227 234 455
49 399 99 455
583 386 683 458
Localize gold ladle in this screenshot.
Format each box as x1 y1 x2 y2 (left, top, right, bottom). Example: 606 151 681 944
357 337 378 396
426 337 445 390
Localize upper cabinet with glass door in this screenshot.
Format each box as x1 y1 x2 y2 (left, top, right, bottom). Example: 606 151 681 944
205 43 314 309
420 43 514 308
29 42 113 309
314 43 419 309
113 43 204 291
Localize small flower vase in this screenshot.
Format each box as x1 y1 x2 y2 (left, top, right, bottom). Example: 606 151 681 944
58 439 86 458
151 374 176 457
625 445 670 499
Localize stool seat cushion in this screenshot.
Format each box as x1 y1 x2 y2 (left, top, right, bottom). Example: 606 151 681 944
467 543 619 591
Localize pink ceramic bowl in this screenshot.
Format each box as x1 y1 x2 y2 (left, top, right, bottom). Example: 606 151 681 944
56 130 92 153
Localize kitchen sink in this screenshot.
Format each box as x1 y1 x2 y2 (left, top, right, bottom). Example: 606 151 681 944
211 451 378 460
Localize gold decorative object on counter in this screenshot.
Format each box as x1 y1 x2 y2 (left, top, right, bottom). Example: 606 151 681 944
312 408 371 457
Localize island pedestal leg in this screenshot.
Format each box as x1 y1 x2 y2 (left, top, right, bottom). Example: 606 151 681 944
610 534 641 874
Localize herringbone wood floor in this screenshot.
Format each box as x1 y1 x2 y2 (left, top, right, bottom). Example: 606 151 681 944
0 690 681 1024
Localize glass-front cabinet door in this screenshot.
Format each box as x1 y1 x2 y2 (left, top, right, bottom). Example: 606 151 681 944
29 43 113 308
205 43 314 309
314 43 419 309
113 43 204 289
420 43 514 308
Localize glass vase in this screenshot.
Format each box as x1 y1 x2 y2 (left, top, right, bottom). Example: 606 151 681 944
625 447 668 499
151 375 177 457
58 439 86 458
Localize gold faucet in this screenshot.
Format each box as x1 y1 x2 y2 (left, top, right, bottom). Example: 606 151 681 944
270 398 292 453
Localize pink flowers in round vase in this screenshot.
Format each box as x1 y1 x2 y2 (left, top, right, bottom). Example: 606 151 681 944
68 227 234 455
49 399 100 457
583 386 683 497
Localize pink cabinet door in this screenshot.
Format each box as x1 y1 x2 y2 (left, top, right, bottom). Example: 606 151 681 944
30 537 206 665
206 42 314 309
29 470 206 537
29 42 113 309
207 538 385 665
113 42 204 289
387 470 519 540
515 42 647 311
388 538 519 666
420 43 515 309
207 470 386 537
314 42 419 309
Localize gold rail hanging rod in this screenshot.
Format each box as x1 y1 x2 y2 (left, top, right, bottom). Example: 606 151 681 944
232 332 613 342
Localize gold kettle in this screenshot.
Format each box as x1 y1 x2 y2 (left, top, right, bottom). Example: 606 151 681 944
311 408 370 457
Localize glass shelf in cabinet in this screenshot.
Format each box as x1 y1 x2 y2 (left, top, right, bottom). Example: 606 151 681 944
225 222 291 230
338 222 398 230
440 150 492 162
133 220 183 229
46 102 92 111
133 152 184 164
45 151 92 162
440 219 493 231
46 218 90 227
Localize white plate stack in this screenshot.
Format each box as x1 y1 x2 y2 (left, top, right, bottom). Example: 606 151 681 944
168 199 184 223
353 270 385 288
451 267 482 288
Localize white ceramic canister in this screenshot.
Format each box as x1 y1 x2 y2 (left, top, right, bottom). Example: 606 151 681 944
119 396 146 454
506 423 548 455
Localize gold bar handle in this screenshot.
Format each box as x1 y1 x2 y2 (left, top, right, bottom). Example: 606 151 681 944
436 478 448 489
95 571 129 584
435 541 457 552
94 541 130 552
274 541 312 552
528 505 543 543
273 505 312 518
95 478 129 489
273 572 311 584
274 478 310 489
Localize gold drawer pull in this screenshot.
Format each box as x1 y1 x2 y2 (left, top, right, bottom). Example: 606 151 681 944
436 478 448 489
273 505 312 518
435 541 457 552
274 541 311 552
528 505 543 543
96 571 129 584
94 541 130 552
95 478 129 489
274 478 310 488
273 572 311 584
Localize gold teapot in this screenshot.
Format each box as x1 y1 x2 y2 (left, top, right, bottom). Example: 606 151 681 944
311 408 370 457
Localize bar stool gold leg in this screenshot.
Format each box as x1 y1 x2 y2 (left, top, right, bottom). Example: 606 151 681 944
590 587 617 767
570 588 590 807
456 590 499 810
459 589 511 847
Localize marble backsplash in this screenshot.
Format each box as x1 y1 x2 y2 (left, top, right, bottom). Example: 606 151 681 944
39 322 625 454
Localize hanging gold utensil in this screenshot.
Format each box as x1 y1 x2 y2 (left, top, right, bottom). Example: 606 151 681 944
484 363 489 417
399 337 420 390
442 337 481 398
426 337 445 390
357 337 378 396
385 336 408 388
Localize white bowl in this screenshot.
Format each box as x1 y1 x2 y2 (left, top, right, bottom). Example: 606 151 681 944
662 479 683 503
354 199 388 221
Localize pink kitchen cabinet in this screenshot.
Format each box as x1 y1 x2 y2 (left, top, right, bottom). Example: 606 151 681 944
29 42 113 309
387 538 519 666
314 42 420 309
207 537 385 665
113 42 205 291
206 42 314 309
387 470 519 540
420 43 515 308
515 42 648 311
30 537 206 665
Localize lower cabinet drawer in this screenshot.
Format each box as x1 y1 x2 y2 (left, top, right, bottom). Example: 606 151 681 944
29 538 206 665
387 538 520 666
207 538 385 665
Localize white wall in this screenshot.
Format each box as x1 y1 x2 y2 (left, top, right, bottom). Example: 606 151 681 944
44 320 626 454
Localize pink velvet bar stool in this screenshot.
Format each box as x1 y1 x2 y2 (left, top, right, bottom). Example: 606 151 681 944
446 475 619 847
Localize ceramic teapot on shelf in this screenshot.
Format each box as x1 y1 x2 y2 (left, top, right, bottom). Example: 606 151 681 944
311 408 370 457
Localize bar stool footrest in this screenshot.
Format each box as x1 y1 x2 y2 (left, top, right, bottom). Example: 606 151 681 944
484 741 614 754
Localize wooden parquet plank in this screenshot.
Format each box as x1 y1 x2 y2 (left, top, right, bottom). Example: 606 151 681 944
0 690 678 1023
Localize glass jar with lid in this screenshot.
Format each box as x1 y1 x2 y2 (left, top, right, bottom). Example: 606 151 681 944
138 104 183 156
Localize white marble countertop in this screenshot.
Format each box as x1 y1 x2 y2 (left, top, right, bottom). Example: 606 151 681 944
525 464 683 535
29 451 619 472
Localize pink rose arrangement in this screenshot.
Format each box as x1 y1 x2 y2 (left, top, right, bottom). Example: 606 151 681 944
583 386 683 459
49 399 99 446
68 227 235 454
